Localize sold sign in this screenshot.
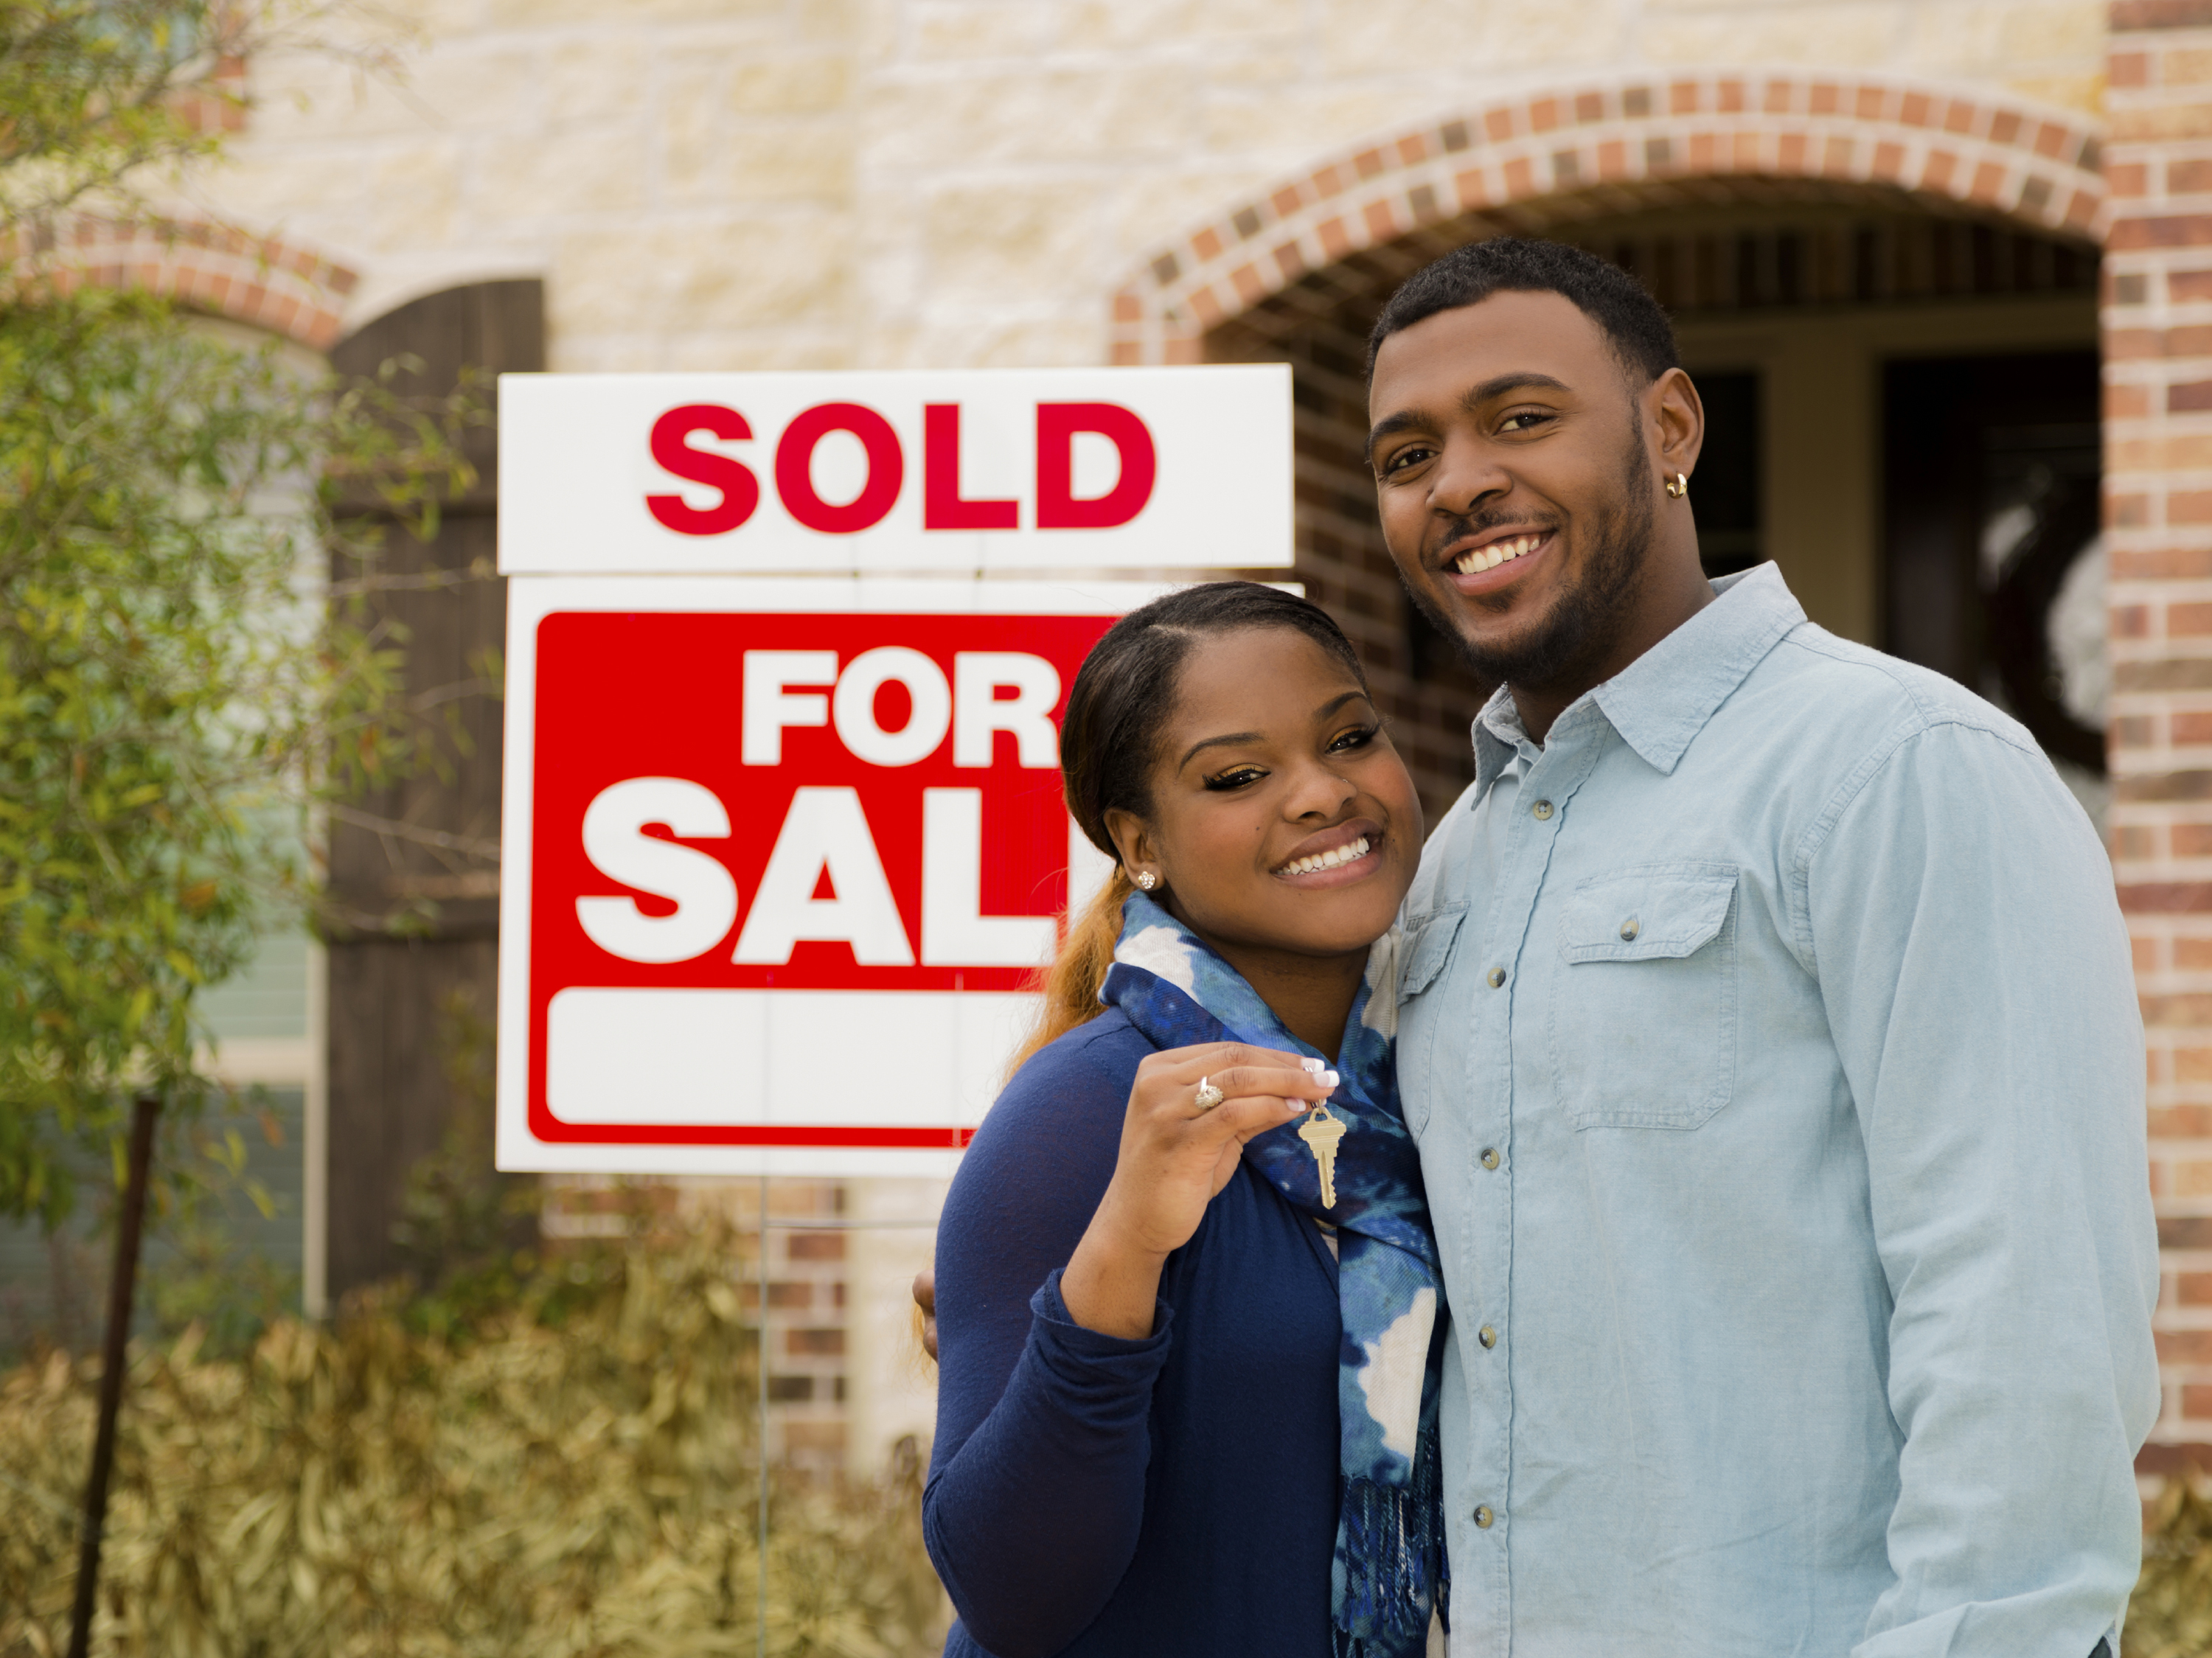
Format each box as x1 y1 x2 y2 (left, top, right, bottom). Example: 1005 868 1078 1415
646 401 1158 538
497 367 1292 577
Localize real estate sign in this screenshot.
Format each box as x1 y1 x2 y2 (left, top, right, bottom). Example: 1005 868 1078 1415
495 368 1291 1175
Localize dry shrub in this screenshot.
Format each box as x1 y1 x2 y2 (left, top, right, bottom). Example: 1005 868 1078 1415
2134 1480 2212 1658
0 1225 947 1657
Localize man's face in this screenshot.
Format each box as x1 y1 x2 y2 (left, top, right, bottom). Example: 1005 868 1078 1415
1366 290 1671 689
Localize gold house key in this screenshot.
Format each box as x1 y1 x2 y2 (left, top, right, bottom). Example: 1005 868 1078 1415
1298 1106 1349 1208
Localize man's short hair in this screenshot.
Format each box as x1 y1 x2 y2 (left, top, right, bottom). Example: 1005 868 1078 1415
1366 237 1681 384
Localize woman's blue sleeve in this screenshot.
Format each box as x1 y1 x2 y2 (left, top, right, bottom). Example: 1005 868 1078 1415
922 1027 1172 1658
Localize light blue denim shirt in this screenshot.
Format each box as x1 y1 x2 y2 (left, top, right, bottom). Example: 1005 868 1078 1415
1395 565 2158 1658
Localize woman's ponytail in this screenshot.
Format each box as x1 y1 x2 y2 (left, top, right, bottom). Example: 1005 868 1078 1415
1006 865 1132 1076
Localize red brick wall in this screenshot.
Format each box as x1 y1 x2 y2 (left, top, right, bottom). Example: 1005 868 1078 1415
1117 73 2108 369
2107 0 2212 1477
11 214 355 350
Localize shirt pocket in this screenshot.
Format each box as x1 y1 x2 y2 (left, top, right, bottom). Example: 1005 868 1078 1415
1548 862 1739 1132
1393 903 1467 1136
1401 904 1467 999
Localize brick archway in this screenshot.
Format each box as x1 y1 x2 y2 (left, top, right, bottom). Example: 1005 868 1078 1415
1110 71 2104 364
29 215 358 352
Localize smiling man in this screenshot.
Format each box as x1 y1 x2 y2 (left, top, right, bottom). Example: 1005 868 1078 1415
1370 239 2157 1658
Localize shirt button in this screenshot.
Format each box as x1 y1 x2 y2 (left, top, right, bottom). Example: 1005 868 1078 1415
1481 1147 1500 1170
1531 800 1554 820
1474 1505 1496 1529
1478 1325 1498 1348
1486 967 1506 989
1619 916 1641 941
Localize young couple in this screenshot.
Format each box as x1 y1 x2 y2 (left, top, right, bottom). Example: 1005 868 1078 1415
919 239 2159 1658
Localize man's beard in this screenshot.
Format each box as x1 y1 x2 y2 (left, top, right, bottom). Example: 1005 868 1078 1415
1402 425 1657 692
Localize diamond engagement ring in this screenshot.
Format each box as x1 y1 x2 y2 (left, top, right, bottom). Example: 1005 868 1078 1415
1193 1077 1225 1112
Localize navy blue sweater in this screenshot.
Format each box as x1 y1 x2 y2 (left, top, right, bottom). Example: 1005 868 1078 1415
923 1008 1344 1658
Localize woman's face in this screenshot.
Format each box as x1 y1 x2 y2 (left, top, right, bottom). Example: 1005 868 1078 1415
1106 626 1422 965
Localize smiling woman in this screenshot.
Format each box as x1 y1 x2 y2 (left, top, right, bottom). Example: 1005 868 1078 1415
1085 616 1421 1055
923 582 1447 1658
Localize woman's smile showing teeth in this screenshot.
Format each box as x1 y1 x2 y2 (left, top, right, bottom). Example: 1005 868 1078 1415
1272 829 1381 882
1279 835 1369 875
1452 529 1551 575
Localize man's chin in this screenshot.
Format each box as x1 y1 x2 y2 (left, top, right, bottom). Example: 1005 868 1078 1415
1474 608 1631 694
1455 626 1560 686
1414 579 1561 682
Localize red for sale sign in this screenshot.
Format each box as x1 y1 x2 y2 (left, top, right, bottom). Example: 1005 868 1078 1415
497 577 1157 1177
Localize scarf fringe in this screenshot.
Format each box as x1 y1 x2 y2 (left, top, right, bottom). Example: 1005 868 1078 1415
1332 1455 1448 1658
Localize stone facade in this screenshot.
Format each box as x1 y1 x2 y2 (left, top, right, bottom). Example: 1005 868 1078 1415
194 0 2107 370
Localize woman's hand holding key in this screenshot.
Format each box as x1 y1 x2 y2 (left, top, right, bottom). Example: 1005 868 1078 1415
1060 1042 1337 1340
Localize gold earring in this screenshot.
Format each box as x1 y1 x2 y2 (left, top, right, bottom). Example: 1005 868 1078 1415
1666 472 1688 499
1135 871 1157 891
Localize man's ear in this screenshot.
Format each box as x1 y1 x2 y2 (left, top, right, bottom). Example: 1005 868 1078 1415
1651 367 1705 479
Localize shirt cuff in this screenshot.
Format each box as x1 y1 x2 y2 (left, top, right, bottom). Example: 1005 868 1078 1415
1029 1267 1175 1358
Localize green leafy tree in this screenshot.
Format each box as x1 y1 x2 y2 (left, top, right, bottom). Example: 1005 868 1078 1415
0 0 476 1236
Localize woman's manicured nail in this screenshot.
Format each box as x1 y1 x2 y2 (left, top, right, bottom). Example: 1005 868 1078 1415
1285 1098 1307 1115
1320 1070 1340 1089
1301 1056 1326 1075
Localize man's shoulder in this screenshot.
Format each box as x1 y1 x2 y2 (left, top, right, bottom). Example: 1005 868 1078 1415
1740 621 2046 764
1731 624 2103 884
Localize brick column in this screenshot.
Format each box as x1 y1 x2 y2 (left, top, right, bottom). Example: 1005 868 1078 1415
2107 0 2212 1477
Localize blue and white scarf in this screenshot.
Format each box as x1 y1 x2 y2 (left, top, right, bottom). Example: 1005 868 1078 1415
1101 891 1448 1658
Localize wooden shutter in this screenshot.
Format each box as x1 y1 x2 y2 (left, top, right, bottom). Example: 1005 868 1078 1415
323 281 543 1299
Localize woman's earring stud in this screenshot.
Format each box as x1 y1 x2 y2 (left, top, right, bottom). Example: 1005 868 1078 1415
1666 472 1689 499
1135 871 1158 891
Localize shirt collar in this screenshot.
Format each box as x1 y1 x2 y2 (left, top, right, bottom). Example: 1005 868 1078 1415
1469 562 1806 798
1471 689 1530 796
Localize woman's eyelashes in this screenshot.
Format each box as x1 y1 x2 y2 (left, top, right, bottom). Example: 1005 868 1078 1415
1202 728 1377 790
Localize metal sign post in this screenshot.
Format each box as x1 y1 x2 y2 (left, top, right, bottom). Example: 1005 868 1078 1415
66 1093 161 1658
